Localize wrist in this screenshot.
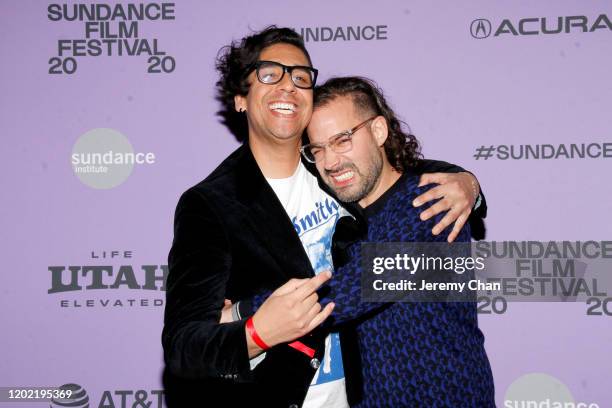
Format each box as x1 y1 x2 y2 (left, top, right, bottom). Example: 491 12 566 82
467 173 480 205
246 316 271 351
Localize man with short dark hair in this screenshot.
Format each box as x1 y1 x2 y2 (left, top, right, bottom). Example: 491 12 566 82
162 26 487 407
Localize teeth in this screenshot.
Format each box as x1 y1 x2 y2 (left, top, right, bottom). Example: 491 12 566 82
333 171 354 182
272 109 293 115
269 102 296 112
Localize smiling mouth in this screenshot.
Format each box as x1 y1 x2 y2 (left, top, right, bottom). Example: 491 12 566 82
269 102 297 115
330 170 355 185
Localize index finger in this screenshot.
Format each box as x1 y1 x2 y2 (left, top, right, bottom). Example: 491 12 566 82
413 185 444 208
446 212 469 243
292 270 332 300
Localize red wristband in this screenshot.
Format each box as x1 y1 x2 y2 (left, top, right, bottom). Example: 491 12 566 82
246 317 270 350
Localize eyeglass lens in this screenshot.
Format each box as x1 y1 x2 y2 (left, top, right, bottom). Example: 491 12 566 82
257 62 315 88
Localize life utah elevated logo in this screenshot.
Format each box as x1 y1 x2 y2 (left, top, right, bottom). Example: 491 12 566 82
47 250 167 309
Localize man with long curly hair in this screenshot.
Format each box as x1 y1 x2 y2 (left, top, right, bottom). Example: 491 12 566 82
299 76 496 406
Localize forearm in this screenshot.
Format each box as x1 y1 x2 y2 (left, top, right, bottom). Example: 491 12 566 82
163 189 253 379
239 245 385 329
323 191 474 326
163 314 251 379
415 158 465 174
163 256 254 379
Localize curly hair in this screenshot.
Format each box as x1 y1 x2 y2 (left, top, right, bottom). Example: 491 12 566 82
313 76 422 171
215 26 312 142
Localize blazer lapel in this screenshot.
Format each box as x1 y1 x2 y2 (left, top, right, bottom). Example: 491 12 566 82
234 144 314 280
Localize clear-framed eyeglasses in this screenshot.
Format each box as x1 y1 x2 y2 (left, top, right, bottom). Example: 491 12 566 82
247 60 318 89
300 116 377 163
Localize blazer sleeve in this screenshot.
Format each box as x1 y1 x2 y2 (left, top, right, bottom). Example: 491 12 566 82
240 197 470 328
414 158 464 174
317 195 473 327
162 188 252 381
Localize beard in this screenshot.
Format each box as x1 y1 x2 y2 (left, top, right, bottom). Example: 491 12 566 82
326 149 383 203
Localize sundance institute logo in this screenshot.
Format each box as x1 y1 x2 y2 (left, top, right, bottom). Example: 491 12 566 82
71 128 155 189
504 373 600 408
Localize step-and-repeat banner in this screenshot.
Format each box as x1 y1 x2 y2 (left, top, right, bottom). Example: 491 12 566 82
1 1 610 407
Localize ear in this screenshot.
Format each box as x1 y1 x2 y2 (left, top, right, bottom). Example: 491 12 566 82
370 116 388 147
234 94 247 113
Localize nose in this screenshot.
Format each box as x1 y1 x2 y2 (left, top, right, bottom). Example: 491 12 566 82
278 69 297 93
323 146 341 170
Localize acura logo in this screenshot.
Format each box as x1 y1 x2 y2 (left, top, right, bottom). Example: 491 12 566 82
470 14 611 38
471 19 492 38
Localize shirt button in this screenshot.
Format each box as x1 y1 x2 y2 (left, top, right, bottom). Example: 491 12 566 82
310 358 320 369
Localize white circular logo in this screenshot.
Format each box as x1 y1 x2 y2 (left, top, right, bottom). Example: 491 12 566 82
505 373 599 408
71 128 155 189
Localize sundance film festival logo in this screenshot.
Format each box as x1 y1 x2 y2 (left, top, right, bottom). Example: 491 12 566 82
48 250 167 308
47 3 176 74
71 128 156 189
470 14 611 38
297 25 388 42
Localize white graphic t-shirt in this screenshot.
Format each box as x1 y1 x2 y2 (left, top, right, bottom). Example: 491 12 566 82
267 162 351 408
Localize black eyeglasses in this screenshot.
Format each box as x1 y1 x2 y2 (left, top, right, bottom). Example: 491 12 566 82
247 60 318 89
300 117 377 163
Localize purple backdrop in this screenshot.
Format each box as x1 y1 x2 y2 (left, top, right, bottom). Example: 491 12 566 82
1 1 611 407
